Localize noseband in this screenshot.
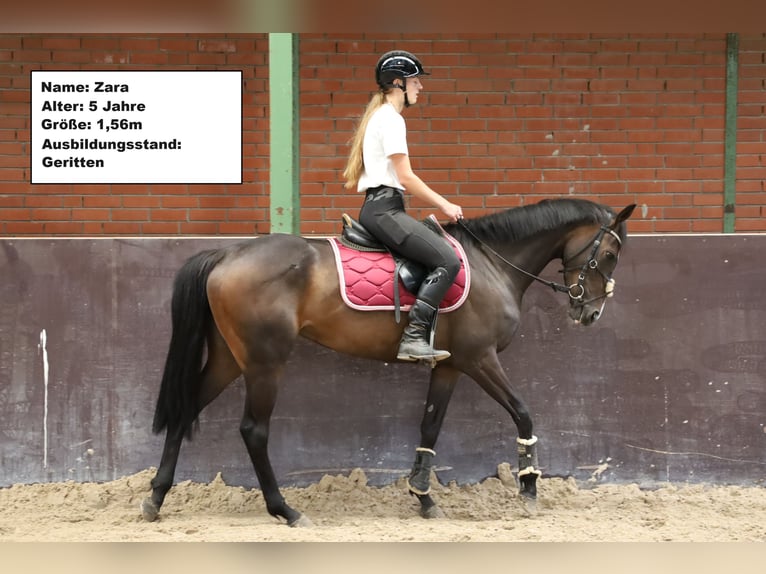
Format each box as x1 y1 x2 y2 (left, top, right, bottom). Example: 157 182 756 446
457 219 622 304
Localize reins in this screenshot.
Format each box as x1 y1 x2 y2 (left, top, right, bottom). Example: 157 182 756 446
456 218 571 295
456 218 621 303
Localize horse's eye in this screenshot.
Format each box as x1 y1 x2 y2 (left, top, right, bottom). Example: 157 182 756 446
604 251 616 260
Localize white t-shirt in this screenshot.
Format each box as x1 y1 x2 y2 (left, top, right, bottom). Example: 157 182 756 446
357 102 409 192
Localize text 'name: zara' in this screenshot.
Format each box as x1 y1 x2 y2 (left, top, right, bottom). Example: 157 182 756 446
41 81 129 93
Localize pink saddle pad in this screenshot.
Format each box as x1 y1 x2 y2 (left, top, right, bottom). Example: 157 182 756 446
327 233 470 313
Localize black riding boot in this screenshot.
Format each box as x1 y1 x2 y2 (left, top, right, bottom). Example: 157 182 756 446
397 267 452 363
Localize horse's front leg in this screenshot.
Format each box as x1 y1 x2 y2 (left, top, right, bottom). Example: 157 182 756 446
464 350 540 509
408 364 461 518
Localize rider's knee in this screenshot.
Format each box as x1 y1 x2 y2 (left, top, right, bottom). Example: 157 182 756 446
441 252 461 281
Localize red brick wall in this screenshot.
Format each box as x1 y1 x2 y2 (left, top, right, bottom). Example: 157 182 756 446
1 33 765 236
301 33 765 234
0 34 271 235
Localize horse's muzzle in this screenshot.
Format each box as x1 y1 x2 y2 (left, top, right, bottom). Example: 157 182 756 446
569 301 604 326
568 278 614 325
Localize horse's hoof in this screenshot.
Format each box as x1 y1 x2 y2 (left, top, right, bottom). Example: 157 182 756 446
141 498 160 522
288 513 313 528
420 505 445 519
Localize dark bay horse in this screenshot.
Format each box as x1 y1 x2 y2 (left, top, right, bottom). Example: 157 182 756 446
142 198 635 526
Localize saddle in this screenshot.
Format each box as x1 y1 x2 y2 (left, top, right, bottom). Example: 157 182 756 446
331 213 469 322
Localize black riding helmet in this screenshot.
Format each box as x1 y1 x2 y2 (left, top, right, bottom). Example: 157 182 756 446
375 50 429 106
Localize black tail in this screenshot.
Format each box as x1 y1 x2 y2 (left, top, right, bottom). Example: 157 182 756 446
152 248 227 438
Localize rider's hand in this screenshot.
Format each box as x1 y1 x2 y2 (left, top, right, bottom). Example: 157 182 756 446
440 202 464 223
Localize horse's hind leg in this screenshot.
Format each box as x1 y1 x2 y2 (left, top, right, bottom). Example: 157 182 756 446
142 425 183 521
239 363 310 527
142 330 241 522
407 364 461 519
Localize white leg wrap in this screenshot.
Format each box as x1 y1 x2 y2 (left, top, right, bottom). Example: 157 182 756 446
518 466 542 478
517 435 541 478
408 447 436 495
516 435 538 447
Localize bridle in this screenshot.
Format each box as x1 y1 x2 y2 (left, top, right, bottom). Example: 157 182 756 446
456 219 623 305
559 225 622 306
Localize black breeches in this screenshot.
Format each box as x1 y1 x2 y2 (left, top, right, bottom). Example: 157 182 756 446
359 187 461 304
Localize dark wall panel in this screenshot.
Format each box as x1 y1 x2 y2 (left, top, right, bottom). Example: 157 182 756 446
0 236 764 488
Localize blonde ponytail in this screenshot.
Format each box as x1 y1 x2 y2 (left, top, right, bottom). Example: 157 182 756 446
343 91 387 190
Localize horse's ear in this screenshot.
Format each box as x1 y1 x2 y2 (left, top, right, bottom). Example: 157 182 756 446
613 203 636 227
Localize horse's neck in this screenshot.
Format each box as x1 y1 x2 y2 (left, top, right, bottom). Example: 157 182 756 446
507 230 565 273
479 230 567 291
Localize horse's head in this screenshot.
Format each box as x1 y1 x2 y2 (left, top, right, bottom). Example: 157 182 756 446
561 203 635 326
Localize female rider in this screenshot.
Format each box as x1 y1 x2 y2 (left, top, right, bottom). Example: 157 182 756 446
343 50 463 363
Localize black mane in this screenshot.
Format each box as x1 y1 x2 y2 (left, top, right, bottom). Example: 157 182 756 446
445 198 621 245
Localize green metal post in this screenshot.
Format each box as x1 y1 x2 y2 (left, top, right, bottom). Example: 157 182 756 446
723 33 739 233
269 33 300 235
